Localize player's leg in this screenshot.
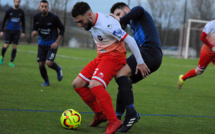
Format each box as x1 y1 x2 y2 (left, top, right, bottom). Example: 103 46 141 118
178 52 211 89
115 55 140 132
0 30 12 64
72 59 106 127
90 55 126 134
46 48 63 81
37 45 49 86
9 44 17 67
9 30 20 67
0 43 10 64
115 64 135 118
117 47 162 132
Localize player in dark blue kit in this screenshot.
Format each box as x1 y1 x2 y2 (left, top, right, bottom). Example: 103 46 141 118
0 0 25 67
32 0 65 86
110 3 163 132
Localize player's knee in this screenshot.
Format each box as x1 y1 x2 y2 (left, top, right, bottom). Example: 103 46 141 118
46 61 53 67
39 62 45 67
195 69 203 75
115 64 131 78
4 44 9 48
89 80 103 89
72 77 87 88
12 45 17 49
72 80 79 88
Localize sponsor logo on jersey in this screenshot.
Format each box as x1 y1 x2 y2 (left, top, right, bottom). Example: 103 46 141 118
40 29 51 35
11 18 20 22
113 28 125 38
47 23 52 26
97 35 103 41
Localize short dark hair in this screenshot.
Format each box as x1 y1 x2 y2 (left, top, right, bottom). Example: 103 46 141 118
71 2 91 17
110 2 128 13
40 0 49 5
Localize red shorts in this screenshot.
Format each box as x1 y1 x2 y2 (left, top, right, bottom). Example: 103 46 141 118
197 44 215 71
78 52 126 88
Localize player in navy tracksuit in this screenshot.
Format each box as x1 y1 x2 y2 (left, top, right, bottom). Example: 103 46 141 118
32 0 65 86
0 0 25 67
110 2 163 132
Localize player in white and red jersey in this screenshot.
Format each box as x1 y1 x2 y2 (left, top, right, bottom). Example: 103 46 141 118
71 2 145 134
178 20 215 89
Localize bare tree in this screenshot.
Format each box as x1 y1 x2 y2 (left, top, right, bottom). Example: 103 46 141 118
147 0 183 46
188 0 215 20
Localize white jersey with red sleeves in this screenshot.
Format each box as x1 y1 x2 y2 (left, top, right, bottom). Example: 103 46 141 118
203 20 215 45
203 20 215 34
90 13 128 55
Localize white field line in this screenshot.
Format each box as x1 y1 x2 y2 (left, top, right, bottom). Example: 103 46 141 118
18 49 89 60
18 49 215 69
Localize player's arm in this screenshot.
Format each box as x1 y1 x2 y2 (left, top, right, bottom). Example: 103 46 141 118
21 10 26 38
0 10 10 37
107 19 150 78
32 15 38 37
120 6 145 25
200 31 215 51
51 16 65 49
123 35 150 78
200 22 215 52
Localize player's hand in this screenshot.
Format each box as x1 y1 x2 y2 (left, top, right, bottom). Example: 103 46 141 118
31 31 38 37
0 32 4 37
135 63 150 79
51 42 58 50
109 14 120 22
21 33 25 38
212 47 215 52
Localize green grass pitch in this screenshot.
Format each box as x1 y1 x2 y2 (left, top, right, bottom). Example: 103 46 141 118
0 44 215 134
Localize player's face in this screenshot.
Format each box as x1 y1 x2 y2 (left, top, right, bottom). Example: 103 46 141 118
74 15 93 31
14 0 21 9
39 2 49 16
113 8 127 18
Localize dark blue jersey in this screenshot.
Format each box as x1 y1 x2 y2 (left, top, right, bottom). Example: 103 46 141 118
120 6 161 49
0 8 25 33
33 12 65 46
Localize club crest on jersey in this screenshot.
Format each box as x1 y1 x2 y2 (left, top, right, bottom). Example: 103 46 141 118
98 72 104 78
113 28 125 38
107 24 112 29
97 35 103 41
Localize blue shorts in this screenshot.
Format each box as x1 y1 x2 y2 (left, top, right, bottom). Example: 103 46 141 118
127 46 163 83
37 45 58 62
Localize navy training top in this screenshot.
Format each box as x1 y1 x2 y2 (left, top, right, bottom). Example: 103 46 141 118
120 6 161 49
33 12 65 46
0 8 25 33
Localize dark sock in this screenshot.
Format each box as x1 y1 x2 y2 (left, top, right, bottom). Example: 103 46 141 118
1 47 7 57
49 62 60 72
39 66 49 82
126 107 136 116
10 48 17 62
116 76 135 114
116 90 125 117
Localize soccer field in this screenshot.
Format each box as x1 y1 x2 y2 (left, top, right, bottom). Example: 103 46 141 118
0 44 215 134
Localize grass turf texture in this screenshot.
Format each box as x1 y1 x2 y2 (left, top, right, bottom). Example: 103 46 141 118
0 44 215 134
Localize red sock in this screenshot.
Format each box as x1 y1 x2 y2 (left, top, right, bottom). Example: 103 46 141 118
182 69 197 81
91 85 117 122
74 87 102 113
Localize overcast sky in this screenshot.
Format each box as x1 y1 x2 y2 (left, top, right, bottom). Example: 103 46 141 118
0 0 151 14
